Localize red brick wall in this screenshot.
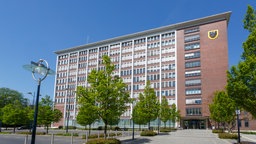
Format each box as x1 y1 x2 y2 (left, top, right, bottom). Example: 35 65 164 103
177 20 228 118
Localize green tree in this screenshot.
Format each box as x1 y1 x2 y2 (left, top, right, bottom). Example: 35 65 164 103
0 88 27 108
209 91 236 132
37 95 62 134
169 104 180 128
159 97 171 128
132 103 147 130
136 81 159 130
227 5 256 118
0 88 30 132
2 100 28 133
77 55 131 137
76 103 98 136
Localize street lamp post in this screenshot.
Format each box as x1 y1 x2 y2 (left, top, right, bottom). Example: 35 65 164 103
65 88 71 134
236 107 241 143
23 59 55 144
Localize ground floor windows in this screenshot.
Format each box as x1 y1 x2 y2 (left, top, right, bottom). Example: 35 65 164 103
183 119 205 129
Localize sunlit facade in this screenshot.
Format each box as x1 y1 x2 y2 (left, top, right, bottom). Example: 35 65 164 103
53 12 232 129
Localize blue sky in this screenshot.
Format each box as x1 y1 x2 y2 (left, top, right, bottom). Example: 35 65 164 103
0 0 255 101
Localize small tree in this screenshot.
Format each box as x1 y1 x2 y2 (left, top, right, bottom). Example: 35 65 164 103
132 103 147 130
76 103 98 135
160 97 171 128
169 104 180 128
37 95 62 134
209 91 236 132
136 81 159 130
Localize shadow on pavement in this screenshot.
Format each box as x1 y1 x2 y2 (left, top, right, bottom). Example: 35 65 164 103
157 132 170 135
121 138 152 144
233 141 256 144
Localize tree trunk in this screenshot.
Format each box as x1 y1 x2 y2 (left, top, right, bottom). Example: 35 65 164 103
46 125 49 134
164 122 166 128
13 127 16 133
104 122 107 139
148 121 150 130
89 124 91 136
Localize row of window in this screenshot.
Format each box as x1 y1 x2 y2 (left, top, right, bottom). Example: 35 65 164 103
99 46 109 51
185 51 200 60
185 79 201 86
150 81 175 88
185 70 201 77
133 76 146 82
184 27 199 34
186 98 202 105
184 34 200 43
185 61 201 68
186 108 202 116
185 88 201 95
89 48 98 53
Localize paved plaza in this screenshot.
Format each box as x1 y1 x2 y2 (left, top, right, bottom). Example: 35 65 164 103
0 129 256 144
121 129 256 144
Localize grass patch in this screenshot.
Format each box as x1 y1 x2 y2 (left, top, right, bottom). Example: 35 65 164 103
240 131 256 135
160 128 177 132
212 129 224 133
0 132 12 134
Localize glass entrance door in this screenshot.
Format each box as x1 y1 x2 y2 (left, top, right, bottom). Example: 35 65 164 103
183 120 205 129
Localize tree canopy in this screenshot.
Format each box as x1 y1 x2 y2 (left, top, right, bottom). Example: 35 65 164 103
227 5 256 118
159 97 171 128
77 55 131 137
134 81 159 129
2 100 29 133
37 95 62 134
209 91 236 131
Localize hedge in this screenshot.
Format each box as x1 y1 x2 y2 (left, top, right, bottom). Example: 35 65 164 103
86 138 121 144
218 133 238 139
140 130 157 136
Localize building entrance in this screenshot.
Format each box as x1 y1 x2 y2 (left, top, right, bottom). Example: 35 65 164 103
183 120 205 129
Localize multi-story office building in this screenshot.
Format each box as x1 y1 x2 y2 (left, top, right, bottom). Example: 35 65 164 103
53 12 231 129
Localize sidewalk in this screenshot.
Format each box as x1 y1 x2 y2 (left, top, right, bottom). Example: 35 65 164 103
119 129 256 144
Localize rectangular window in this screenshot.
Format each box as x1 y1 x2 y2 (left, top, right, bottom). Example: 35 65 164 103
186 98 202 105
185 70 201 77
184 27 199 34
186 108 202 116
184 35 200 43
185 51 200 59
185 88 201 95
185 79 201 86
185 61 200 68
185 43 200 51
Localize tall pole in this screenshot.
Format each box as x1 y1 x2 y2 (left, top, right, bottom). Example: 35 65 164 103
236 107 240 143
66 89 70 134
132 119 134 140
23 59 54 144
31 79 41 144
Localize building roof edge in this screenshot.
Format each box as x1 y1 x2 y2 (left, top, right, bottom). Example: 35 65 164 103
55 11 231 55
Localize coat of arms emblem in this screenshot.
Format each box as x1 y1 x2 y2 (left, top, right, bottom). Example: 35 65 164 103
208 30 218 39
